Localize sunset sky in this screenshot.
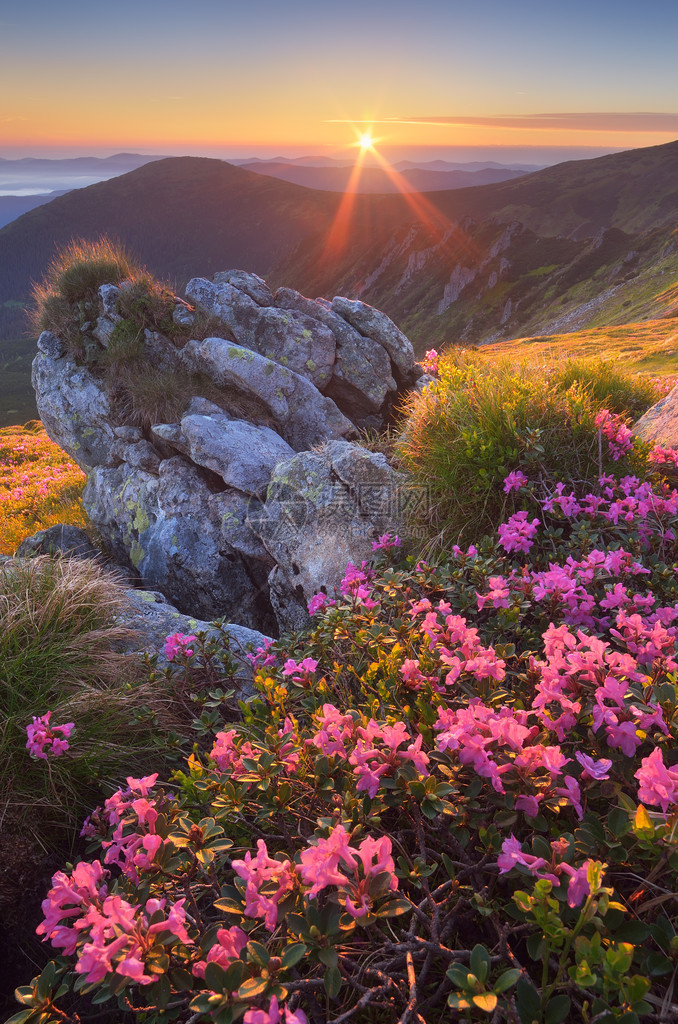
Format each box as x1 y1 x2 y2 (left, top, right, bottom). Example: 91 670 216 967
2 0 677 160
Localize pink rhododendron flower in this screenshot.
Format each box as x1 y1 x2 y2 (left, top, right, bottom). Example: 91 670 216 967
164 632 196 661
635 748 678 813
498 511 540 554
244 996 308 1024
192 926 248 978
497 836 559 886
372 532 402 551
26 711 74 760
297 824 358 897
307 592 329 615
503 470 528 493
232 841 295 931
476 576 511 610
575 752 612 780
422 349 439 375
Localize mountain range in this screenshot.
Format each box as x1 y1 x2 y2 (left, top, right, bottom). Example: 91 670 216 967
0 140 677 424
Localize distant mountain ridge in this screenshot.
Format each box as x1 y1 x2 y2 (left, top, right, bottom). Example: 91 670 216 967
236 161 528 193
0 141 677 353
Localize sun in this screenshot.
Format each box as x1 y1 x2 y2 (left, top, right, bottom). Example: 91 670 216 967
358 132 374 151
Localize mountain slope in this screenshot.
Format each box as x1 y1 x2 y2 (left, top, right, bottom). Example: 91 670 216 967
1 142 677 353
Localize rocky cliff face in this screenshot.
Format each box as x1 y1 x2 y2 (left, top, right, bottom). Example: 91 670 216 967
33 271 421 634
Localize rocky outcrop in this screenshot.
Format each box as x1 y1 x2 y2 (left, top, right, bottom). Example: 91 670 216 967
32 332 120 473
186 270 418 424
181 337 355 451
250 441 406 632
32 270 420 634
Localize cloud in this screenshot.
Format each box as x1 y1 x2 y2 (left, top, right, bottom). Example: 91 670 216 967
328 113 678 133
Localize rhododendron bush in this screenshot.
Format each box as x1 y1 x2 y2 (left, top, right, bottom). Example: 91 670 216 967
14 467 678 1024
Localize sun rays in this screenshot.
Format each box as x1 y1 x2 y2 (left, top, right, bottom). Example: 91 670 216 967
322 127 480 271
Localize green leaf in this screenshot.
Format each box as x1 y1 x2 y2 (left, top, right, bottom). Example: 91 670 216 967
324 966 342 999
281 943 307 969
35 964 55 1003
545 995 571 1024
246 941 270 968
318 948 338 969
377 898 413 918
446 964 470 988
516 977 541 1024
238 976 268 1001
494 968 521 993
470 944 490 984
4 1013 37 1024
151 974 171 1011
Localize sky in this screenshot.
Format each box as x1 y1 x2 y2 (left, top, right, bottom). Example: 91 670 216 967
1 0 678 161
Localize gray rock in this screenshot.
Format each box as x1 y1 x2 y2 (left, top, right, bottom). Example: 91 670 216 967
249 440 406 632
173 305 195 328
118 588 271 696
153 413 295 498
32 349 118 471
634 386 678 447
83 457 276 632
331 296 416 380
112 438 163 474
15 525 100 561
181 337 355 451
143 329 182 373
99 284 121 316
274 287 396 417
213 269 274 306
186 278 336 388
37 331 65 359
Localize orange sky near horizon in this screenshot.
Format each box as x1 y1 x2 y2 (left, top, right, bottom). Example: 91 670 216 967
2 0 678 159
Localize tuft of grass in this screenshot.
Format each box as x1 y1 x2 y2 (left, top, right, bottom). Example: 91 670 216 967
0 424 87 555
31 238 141 355
0 556 178 843
111 365 225 431
547 356 659 418
397 350 653 549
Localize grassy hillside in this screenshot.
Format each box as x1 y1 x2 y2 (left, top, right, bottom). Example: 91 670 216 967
480 316 678 374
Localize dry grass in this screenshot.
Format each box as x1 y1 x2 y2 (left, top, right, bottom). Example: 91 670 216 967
481 317 678 376
0 555 180 845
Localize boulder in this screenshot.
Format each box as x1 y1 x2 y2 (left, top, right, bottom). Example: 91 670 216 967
331 296 416 380
185 277 336 388
152 412 295 499
83 457 276 632
249 440 406 632
32 337 119 472
118 588 270 696
15 525 100 561
32 268 416 637
274 287 396 418
213 269 274 306
181 337 355 451
634 386 678 447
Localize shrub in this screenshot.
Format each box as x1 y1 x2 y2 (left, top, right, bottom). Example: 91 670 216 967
0 425 87 555
398 352 656 549
17 468 678 1024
